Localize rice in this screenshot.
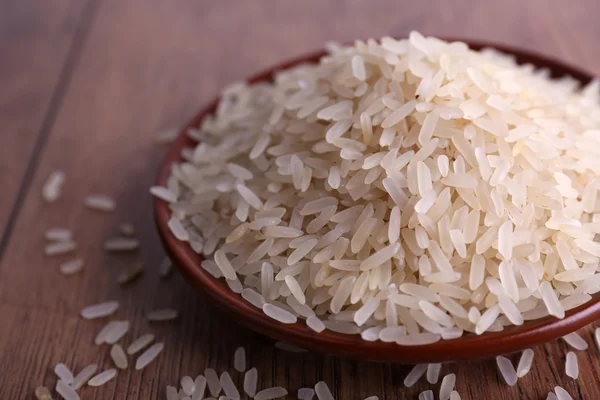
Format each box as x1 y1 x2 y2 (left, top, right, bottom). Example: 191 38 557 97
404 364 427 387
84 194 115 211
396 333 441 346
104 237 140 252
439 373 456 400
161 32 600 343
135 342 164 370
56 380 79 400
561 332 588 350
71 364 98 390
254 387 288 400
166 386 178 400
243 368 258 397
419 390 434 400
516 349 534 378
220 372 240 400
194 375 208 400
54 363 74 384
35 386 52 400
119 222 136 237
554 386 573 400
565 351 579 379
117 262 144 284
297 388 315 400
109 344 128 370
42 170 65 202
234 346 246 372
45 241 76 256
450 391 461 400
150 186 178 203
80 301 119 319
205 368 222 396
496 356 517 386
156 128 179 144
44 228 72 241
159 257 173 278
88 369 117 386
146 308 178 321
262 303 298 324
94 321 120 345
60 258 84 275
105 320 130 344
426 363 441 384
314 381 334 400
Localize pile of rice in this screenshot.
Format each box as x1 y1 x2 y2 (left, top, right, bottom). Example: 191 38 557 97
156 31 600 344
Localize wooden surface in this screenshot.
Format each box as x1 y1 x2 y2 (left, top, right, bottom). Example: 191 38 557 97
1 0 600 398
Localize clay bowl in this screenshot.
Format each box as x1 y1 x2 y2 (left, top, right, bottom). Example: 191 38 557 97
155 39 600 363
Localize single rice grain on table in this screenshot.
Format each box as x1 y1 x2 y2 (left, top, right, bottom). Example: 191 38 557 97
194 375 208 399
104 320 130 344
71 364 98 390
127 333 155 355
87 369 117 387
135 342 164 370
243 368 258 397
80 301 119 319
42 170 65 203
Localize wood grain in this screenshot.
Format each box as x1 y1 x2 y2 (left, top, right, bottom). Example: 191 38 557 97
1 0 600 399
0 0 97 247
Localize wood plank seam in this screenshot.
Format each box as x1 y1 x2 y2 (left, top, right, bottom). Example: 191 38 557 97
0 0 102 263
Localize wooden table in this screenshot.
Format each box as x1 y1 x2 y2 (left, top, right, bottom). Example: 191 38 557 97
1 0 600 398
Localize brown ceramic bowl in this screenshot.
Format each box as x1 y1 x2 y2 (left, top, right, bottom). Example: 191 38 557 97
155 39 600 363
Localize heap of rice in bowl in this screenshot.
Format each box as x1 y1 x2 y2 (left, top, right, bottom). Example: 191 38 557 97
157 32 600 344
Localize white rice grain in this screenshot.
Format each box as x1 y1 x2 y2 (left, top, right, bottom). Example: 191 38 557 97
234 347 246 372
254 387 288 400
81 301 119 319
135 342 164 370
84 194 115 211
59 258 84 275
71 364 98 390
243 368 258 397
42 171 66 203
439 373 456 400
104 237 140 252
565 351 578 379
516 349 534 377
496 356 517 386
127 333 155 355
562 332 588 350
110 344 128 369
87 369 117 387
55 380 79 400
45 241 76 256
54 363 74 384
220 372 240 400
146 308 178 322
44 228 72 241
105 320 130 344
554 386 573 400
426 363 441 384
298 388 315 400
314 381 334 400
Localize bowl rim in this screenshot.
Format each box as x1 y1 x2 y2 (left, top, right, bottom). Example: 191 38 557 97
155 38 600 363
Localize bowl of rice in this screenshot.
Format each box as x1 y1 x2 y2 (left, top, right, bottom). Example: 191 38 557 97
154 32 600 363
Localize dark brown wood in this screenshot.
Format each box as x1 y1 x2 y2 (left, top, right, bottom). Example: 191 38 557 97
0 0 97 247
155 43 600 365
1 0 600 399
